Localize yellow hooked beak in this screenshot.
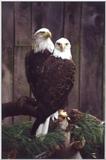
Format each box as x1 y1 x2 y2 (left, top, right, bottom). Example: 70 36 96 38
44 31 52 39
60 44 65 52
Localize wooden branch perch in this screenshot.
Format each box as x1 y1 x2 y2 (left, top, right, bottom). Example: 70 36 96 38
2 96 38 119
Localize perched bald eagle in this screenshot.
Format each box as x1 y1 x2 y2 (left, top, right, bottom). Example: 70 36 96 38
25 28 54 98
31 37 76 135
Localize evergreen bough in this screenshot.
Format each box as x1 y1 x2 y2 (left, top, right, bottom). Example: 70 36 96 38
71 113 104 159
2 112 104 159
2 122 65 159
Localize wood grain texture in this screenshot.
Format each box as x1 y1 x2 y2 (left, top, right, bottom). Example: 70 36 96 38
41 2 64 41
2 48 13 102
80 2 105 119
14 47 30 100
32 2 44 34
2 2 14 124
32 2 64 42
64 3 82 109
2 48 13 124
15 2 32 46
2 2 14 47
13 47 31 123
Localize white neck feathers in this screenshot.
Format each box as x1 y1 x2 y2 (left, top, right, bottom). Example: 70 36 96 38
33 38 54 53
53 48 72 60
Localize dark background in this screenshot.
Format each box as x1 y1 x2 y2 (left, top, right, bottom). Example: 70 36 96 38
2 2 105 124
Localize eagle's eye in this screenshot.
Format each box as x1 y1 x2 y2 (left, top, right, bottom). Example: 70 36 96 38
57 42 61 46
40 31 45 34
65 43 68 46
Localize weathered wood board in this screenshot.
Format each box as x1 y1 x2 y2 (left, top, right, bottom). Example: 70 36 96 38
2 2 105 124
64 2 82 110
80 2 105 119
2 2 14 124
15 2 32 46
13 47 31 123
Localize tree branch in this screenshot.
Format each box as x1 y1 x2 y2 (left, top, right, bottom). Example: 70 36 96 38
2 96 38 119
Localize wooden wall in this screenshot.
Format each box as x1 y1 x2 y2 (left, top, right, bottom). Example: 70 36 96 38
2 2 105 124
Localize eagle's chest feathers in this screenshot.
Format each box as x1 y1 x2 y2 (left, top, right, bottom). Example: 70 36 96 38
53 49 72 60
34 38 54 53
31 51 50 75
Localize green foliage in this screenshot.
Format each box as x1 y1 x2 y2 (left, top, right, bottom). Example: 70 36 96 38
2 113 104 159
2 122 65 159
71 113 104 159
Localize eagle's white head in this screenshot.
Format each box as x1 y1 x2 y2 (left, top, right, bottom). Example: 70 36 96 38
33 28 54 53
53 38 72 60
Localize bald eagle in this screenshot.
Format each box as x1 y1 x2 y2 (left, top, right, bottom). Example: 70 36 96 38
25 28 54 98
30 37 76 135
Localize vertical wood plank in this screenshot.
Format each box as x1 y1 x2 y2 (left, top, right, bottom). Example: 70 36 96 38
32 2 64 42
64 2 82 110
2 48 14 125
41 2 64 41
2 2 14 125
15 2 32 46
14 2 32 122
13 47 31 123
2 48 13 103
80 2 105 119
2 2 14 47
32 2 43 34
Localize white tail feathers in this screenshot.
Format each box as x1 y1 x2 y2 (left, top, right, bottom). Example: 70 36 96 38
36 111 59 137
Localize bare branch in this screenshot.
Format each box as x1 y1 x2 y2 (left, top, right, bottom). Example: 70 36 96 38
2 96 38 119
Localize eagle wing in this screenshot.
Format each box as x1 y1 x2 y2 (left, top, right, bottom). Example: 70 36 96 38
25 50 33 85
35 56 76 110
25 49 52 98
25 50 37 95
